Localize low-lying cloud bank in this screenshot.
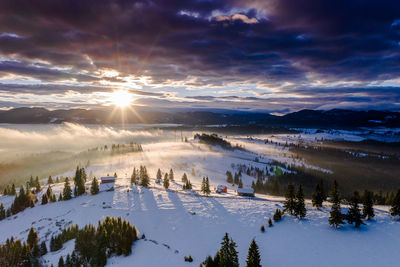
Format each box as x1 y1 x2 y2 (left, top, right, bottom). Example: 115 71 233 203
0 123 173 159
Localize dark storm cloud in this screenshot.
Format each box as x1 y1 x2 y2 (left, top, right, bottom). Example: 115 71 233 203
0 0 399 111
0 60 98 82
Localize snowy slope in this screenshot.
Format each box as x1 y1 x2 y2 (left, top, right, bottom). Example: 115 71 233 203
1 140 400 267
1 180 399 267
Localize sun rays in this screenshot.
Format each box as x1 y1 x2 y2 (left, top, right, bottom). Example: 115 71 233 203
105 89 145 126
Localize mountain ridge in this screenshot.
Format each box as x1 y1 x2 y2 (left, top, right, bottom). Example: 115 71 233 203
0 107 399 128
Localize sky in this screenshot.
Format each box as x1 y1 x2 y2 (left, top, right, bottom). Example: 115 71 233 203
0 0 399 114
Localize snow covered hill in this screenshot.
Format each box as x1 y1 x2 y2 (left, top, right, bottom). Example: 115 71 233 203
1 140 400 266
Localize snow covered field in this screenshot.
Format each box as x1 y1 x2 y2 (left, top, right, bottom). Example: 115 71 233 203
1 178 399 267
1 139 400 266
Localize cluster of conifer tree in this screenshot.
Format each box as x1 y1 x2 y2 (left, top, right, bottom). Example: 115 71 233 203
327 180 377 228
280 179 400 228
2 183 17 196
0 227 46 266
194 133 235 150
183 179 193 190
390 189 400 218
41 185 57 204
28 176 42 193
1 181 42 220
200 233 262 267
162 169 176 189
273 209 283 222
10 184 37 215
226 171 243 188
50 225 80 252
130 166 150 187
283 184 306 219
57 217 138 267
201 177 211 195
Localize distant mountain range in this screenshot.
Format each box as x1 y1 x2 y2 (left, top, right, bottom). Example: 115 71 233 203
0 107 399 128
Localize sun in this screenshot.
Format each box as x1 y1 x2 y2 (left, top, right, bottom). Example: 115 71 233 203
109 90 133 107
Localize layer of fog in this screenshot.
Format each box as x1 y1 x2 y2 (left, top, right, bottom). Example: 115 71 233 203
0 123 189 161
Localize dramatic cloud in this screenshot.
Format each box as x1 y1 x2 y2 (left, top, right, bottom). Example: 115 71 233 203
0 0 399 112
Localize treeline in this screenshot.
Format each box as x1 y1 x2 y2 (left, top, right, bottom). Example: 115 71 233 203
200 233 262 267
227 162 324 197
132 166 213 194
0 227 46 266
0 217 138 267
0 141 142 189
89 142 143 154
0 167 100 222
226 171 243 188
194 133 244 151
1 183 37 219
281 180 400 228
55 217 138 267
289 142 400 194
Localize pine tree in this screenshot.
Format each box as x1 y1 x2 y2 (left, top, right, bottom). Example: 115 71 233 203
65 254 71 266
90 178 99 195
238 179 243 188
75 168 86 196
58 256 65 267
284 184 296 215
11 183 16 195
218 233 239 267
201 177 206 193
182 173 188 183
27 227 38 249
3 185 9 195
141 167 150 188
329 180 344 228
35 177 41 193
205 177 211 195
156 169 162 181
347 191 364 228
41 193 48 205
390 188 400 217
295 185 306 219
246 239 261 267
58 193 63 201
226 171 233 184
273 209 282 222
0 203 5 220
169 169 174 181
46 185 53 202
387 191 395 206
312 180 325 208
40 241 47 256
131 167 138 185
48 176 54 184
163 175 169 189
29 176 34 188
63 178 72 200
362 190 375 220
234 173 239 185
268 218 273 227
